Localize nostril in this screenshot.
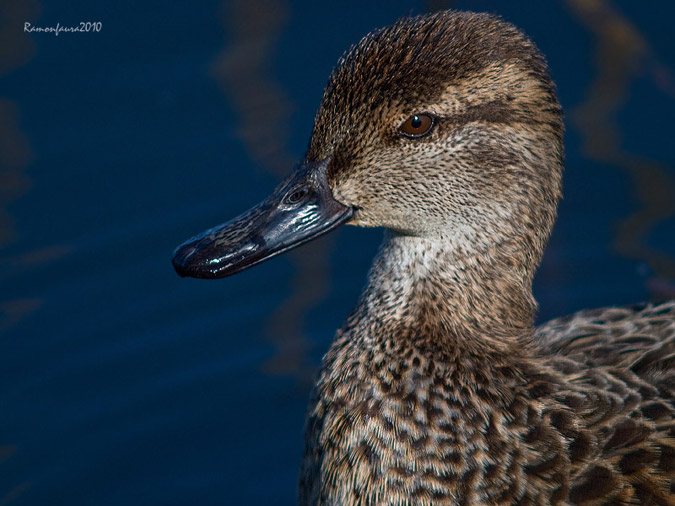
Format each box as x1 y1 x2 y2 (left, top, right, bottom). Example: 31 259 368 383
285 187 309 205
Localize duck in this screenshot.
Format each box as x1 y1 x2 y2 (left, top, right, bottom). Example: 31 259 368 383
172 10 675 505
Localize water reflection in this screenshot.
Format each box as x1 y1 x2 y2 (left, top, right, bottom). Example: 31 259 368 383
0 0 38 249
211 0 295 176
565 0 675 299
0 444 28 506
0 2 40 502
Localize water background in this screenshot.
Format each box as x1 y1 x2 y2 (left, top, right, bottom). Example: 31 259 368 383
1 0 674 504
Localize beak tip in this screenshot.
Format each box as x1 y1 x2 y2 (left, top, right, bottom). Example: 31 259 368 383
172 241 236 279
172 244 198 277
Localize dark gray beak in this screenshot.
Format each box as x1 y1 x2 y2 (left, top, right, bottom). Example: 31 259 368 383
172 160 352 279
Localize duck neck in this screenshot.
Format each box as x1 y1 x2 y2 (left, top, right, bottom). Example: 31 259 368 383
357 232 538 350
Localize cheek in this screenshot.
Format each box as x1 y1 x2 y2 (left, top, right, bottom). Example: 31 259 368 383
329 137 524 234
332 145 453 227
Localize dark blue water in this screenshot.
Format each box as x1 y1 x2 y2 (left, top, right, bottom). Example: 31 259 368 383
1 0 674 504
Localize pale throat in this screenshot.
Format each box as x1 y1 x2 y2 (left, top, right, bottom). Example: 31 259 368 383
360 231 537 339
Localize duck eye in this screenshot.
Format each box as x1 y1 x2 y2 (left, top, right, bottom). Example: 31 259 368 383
285 187 309 205
400 114 434 138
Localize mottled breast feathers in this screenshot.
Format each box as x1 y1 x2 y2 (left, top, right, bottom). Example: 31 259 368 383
301 301 675 505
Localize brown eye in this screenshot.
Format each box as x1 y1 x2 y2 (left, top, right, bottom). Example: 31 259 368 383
400 113 434 138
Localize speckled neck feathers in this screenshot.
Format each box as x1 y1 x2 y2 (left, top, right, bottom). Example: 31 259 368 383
355 233 537 348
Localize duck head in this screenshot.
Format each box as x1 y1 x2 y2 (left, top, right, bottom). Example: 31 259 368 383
173 11 563 279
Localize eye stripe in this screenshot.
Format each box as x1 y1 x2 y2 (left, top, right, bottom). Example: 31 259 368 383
440 100 514 125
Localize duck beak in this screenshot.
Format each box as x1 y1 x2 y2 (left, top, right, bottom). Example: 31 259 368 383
172 159 352 279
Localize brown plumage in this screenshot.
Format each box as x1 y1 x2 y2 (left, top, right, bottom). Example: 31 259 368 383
296 11 674 505
172 9 674 505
